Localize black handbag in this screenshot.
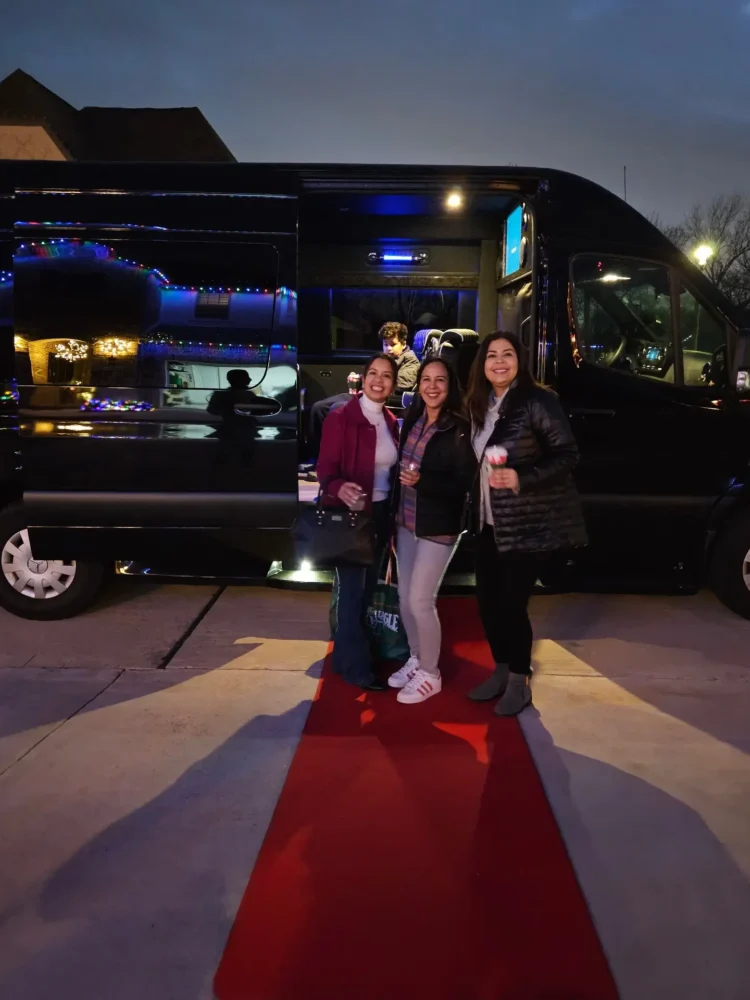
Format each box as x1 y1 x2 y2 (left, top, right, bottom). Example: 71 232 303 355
292 493 375 569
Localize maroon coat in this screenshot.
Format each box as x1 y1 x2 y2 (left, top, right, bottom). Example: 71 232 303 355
317 395 399 513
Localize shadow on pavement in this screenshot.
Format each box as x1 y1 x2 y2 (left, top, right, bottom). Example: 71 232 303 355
531 590 750 753
87 577 164 613
523 711 750 1000
0 700 313 1000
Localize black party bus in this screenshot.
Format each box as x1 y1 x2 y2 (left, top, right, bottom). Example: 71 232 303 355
1 161 749 620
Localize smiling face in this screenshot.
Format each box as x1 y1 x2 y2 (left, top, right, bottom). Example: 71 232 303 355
484 337 519 393
363 357 395 403
419 361 450 413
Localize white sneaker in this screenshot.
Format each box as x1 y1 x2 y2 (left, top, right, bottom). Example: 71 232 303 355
397 668 442 704
388 656 420 689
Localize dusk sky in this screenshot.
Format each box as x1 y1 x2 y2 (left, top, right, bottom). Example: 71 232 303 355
2 0 748 221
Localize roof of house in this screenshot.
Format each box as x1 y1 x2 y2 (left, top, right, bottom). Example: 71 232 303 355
0 68 81 157
0 69 235 162
77 106 235 162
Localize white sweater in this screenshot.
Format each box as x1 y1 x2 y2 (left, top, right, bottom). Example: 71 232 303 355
360 395 398 501
472 390 508 526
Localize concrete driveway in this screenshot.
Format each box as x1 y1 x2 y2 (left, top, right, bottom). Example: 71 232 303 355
1 583 749 1000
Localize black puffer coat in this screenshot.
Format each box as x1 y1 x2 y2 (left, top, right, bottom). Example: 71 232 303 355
473 385 587 554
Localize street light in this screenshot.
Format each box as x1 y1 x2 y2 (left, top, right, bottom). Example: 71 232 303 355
693 244 714 268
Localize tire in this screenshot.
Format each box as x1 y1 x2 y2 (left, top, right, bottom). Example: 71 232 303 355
710 508 750 620
0 507 106 620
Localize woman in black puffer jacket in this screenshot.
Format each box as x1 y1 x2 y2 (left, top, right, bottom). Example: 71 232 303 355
466 331 586 717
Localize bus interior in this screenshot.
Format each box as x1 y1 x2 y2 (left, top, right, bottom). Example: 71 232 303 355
296 188 535 479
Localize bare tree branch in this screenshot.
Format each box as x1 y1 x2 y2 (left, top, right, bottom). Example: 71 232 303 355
654 195 750 313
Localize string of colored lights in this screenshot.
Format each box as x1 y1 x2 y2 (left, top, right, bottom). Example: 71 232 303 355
9 240 297 297
17 239 170 285
81 399 154 412
140 340 295 354
161 285 297 297
0 386 19 405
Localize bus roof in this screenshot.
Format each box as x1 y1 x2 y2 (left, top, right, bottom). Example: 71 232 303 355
1 159 742 327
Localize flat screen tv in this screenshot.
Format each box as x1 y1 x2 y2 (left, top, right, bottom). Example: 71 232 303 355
503 205 523 278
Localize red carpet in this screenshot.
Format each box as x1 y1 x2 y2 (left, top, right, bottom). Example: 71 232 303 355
214 598 619 1000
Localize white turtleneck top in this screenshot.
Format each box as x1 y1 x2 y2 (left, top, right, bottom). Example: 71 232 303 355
359 394 398 501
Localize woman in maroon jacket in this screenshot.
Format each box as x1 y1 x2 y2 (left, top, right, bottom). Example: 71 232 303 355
317 353 400 690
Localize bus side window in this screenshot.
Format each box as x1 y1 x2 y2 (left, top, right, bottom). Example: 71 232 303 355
678 284 726 387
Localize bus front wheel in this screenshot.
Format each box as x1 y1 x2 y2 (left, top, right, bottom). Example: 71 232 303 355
710 509 750 620
0 507 106 620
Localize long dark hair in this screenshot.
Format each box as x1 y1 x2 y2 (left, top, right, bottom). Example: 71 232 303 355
402 356 465 437
466 331 537 426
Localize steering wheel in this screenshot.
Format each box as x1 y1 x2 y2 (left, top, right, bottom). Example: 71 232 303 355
600 333 626 367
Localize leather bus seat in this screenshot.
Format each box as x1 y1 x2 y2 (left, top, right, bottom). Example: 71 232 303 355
412 328 442 361
435 329 480 388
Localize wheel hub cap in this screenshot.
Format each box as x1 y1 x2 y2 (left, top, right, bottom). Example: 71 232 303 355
1 528 77 600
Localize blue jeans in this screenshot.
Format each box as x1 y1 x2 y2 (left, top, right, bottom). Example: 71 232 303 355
331 501 391 686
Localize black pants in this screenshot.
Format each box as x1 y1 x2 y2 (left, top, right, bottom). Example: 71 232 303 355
474 526 540 676
307 393 350 461
331 501 392 686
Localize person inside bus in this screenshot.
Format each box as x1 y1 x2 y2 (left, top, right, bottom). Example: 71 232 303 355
387 357 476 704
466 332 586 716
304 322 419 469
206 369 260 463
317 352 400 691
206 368 259 422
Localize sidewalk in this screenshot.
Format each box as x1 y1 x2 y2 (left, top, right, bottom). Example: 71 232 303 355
0 585 329 1000
1 585 749 999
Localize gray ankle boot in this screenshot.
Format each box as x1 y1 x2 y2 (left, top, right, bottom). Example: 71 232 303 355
468 664 509 702
494 672 532 717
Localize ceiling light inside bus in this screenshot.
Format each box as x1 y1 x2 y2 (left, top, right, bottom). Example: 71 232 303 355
366 250 429 266
600 273 630 283
445 190 463 211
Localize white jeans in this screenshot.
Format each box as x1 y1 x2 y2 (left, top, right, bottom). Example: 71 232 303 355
396 527 457 677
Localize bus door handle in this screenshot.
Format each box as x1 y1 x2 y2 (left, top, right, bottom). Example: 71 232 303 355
234 399 282 417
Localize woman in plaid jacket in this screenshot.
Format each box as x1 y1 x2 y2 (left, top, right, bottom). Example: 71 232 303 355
387 357 476 705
